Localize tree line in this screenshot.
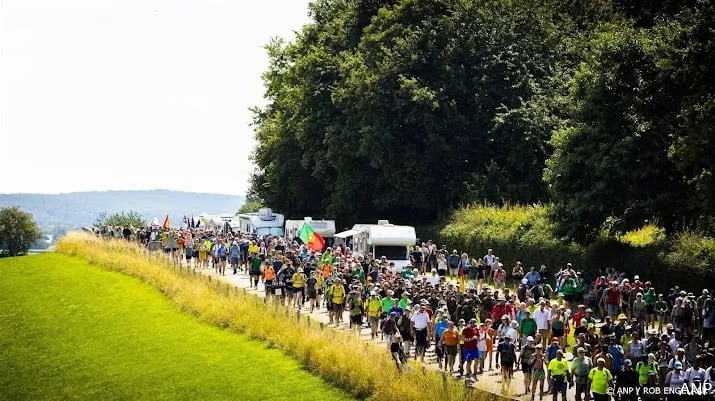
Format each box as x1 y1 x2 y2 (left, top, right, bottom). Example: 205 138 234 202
250 0 715 243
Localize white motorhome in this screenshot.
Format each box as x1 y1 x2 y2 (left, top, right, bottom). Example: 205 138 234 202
335 220 416 271
237 208 285 237
285 217 336 246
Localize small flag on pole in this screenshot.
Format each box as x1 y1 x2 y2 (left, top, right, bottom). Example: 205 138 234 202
162 214 170 229
183 215 188 228
151 216 159 227
190 216 195 228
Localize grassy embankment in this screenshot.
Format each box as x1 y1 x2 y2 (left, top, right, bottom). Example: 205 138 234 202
439 203 715 290
53 233 492 401
0 253 353 401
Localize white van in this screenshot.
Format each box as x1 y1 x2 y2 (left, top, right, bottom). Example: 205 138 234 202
335 220 416 271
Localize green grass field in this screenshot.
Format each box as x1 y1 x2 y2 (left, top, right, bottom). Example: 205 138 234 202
0 254 354 401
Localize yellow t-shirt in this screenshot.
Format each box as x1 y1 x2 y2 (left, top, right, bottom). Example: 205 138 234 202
248 244 259 254
548 358 569 376
368 299 382 317
292 273 305 288
588 367 612 395
331 285 345 304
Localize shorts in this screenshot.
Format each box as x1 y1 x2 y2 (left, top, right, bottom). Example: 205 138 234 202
551 375 567 393
646 304 655 315
250 271 261 277
368 316 379 325
307 291 317 299
438 269 447 277
607 304 618 314
231 256 239 265
446 345 458 356
656 313 666 322
532 368 545 381
192 251 199 258
575 383 588 394
351 314 362 325
219 256 227 262
552 329 564 338
464 348 480 362
522 362 532 373
332 303 344 312
495 281 505 289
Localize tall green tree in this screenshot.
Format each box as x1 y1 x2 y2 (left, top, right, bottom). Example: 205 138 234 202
0 206 44 256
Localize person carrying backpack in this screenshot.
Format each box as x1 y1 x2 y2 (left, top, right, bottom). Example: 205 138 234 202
636 353 659 386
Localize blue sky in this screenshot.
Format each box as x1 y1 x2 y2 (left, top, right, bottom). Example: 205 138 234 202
0 0 311 195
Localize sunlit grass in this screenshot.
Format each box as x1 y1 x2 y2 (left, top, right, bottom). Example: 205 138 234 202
619 224 665 247
55 232 490 401
0 253 353 401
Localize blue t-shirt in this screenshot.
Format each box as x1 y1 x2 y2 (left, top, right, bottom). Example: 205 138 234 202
389 306 403 318
448 255 460 266
435 321 449 339
217 245 227 258
609 345 624 370
230 245 239 258
547 344 560 361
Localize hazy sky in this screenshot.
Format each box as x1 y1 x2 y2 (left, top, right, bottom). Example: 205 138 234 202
0 0 311 196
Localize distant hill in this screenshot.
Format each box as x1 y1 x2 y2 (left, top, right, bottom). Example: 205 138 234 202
0 190 245 230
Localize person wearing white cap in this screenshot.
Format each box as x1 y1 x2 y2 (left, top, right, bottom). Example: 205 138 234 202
588 357 613 401
665 360 687 392
570 347 592 401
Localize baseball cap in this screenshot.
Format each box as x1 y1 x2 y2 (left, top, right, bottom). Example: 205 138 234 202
674 361 682 369
527 336 534 342
624 360 633 367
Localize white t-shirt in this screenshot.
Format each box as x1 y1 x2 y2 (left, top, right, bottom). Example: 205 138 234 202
428 275 440 287
534 307 552 330
411 311 430 330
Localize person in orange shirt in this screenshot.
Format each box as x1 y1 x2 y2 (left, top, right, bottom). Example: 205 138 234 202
441 321 460 373
485 318 496 371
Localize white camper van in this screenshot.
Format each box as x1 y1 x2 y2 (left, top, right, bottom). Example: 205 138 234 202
335 220 416 271
285 217 336 246
237 208 285 237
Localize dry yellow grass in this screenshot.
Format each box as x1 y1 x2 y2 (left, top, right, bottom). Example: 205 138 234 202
56 232 496 401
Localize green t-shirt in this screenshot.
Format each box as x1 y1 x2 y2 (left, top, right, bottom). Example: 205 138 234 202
381 297 394 313
636 362 658 385
468 264 478 280
401 270 415 280
643 291 656 304
561 279 576 296
251 257 262 273
349 295 363 316
543 284 553 299
520 317 537 336
588 367 612 394
399 298 411 310
654 300 667 314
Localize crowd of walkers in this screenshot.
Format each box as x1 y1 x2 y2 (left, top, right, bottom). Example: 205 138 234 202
101 225 715 401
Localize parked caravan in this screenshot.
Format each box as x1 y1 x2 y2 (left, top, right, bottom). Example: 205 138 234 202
236 208 285 237
285 217 336 246
335 220 416 271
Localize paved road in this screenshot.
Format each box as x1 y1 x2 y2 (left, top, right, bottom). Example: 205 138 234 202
185 261 580 400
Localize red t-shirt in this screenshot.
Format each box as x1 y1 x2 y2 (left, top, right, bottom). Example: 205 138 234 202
462 326 478 349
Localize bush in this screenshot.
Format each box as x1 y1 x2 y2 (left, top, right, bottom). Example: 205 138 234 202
438 203 715 291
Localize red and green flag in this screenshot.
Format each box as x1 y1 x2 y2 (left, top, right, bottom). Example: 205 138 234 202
299 223 325 251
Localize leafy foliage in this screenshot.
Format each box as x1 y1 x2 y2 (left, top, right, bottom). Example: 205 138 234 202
251 0 715 242
94 211 147 229
0 206 44 256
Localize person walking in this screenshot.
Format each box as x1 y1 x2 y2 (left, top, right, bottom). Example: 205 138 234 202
547 349 571 401
588 357 613 401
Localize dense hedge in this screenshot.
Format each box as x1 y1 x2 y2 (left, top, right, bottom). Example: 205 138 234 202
437 204 715 291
